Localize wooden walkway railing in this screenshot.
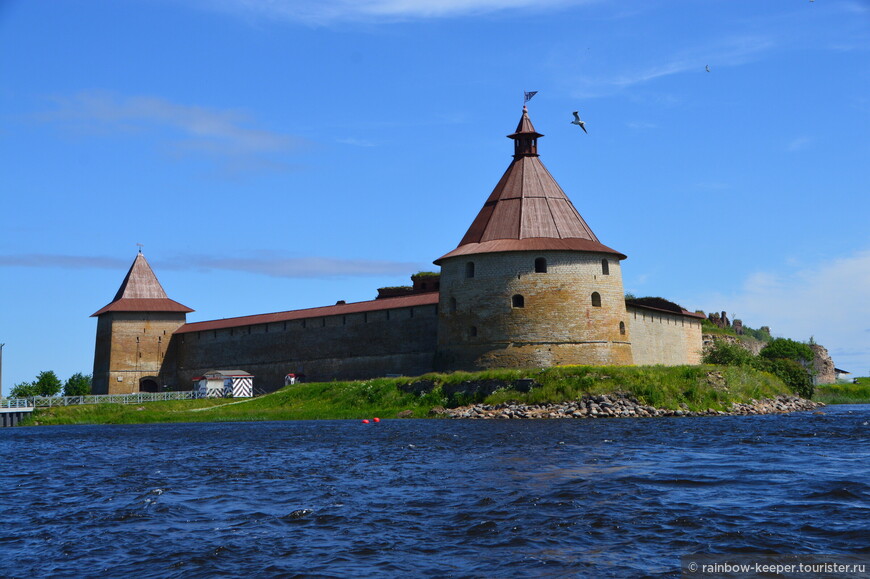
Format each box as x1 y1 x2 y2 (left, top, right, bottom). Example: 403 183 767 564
0 391 199 409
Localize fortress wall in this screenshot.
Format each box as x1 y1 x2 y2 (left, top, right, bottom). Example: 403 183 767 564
92 312 188 394
171 304 439 392
436 251 633 370
627 306 703 366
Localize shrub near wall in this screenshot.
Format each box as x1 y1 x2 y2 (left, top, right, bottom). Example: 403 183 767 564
703 338 815 398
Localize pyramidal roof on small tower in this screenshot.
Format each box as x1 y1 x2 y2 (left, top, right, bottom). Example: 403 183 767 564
435 106 625 263
91 252 194 316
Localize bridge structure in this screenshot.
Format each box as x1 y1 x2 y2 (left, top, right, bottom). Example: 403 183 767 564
1 399 35 427
0 391 200 427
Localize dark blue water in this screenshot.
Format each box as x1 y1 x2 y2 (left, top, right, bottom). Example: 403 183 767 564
1 406 868 578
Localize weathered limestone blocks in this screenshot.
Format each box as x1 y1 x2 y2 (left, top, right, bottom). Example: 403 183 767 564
436 251 633 372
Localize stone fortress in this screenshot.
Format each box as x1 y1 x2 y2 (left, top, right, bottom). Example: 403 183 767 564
91 107 704 395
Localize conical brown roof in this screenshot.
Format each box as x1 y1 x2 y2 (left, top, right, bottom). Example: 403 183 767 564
436 107 625 263
92 253 193 316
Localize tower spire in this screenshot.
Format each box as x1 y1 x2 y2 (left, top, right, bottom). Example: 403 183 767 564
435 106 625 264
91 253 193 316
507 106 543 158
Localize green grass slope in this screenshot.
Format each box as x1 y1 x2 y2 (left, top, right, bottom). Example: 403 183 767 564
814 377 870 404
27 365 793 426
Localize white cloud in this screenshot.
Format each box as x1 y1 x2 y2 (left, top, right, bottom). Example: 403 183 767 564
694 181 730 191
0 254 128 270
625 121 657 130
569 35 775 98
38 91 307 174
207 0 595 24
164 253 425 278
697 249 870 375
336 137 377 147
0 251 424 279
787 136 811 152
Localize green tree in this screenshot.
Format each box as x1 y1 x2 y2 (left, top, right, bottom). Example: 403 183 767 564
759 338 814 366
32 370 62 396
702 339 754 366
9 381 38 398
757 338 815 399
755 357 814 399
63 372 92 396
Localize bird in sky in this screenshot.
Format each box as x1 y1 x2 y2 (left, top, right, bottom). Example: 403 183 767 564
706 65 711 72
571 111 587 133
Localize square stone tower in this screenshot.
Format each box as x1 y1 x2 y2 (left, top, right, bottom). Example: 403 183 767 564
91 252 193 394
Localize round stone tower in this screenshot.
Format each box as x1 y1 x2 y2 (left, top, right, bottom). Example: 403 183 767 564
434 106 633 371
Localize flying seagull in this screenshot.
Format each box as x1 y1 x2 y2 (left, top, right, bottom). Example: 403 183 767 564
706 65 711 72
571 111 587 133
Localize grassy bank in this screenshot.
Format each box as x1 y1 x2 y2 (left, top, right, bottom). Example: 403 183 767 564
27 365 795 426
814 378 870 404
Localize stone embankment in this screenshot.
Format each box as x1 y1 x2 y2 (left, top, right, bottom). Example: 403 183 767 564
435 393 823 419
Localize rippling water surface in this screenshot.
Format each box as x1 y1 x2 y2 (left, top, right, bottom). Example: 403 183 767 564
1 406 868 577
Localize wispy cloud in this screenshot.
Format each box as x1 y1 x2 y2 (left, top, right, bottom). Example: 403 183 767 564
625 121 657 130
206 0 596 24
37 91 308 175
569 35 775 98
695 249 870 373
0 252 424 279
336 137 377 147
0 254 129 270
694 182 730 191
787 136 811 152
161 253 425 278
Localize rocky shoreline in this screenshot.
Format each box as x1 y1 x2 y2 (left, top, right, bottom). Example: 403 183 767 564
433 393 824 419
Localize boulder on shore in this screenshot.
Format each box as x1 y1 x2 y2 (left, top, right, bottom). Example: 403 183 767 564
442 393 823 420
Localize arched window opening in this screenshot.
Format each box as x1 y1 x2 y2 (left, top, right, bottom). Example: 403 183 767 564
512 294 525 308
591 292 602 307
601 259 610 275
449 297 457 313
465 262 475 279
535 257 547 273
469 326 478 337
619 321 626 335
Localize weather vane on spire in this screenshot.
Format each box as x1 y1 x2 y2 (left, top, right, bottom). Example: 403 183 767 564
136 243 144 254
524 91 538 106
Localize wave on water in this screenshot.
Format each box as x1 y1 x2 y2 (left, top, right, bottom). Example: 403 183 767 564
1 406 868 577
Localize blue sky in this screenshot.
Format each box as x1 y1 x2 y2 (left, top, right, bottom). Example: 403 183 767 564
1 0 868 393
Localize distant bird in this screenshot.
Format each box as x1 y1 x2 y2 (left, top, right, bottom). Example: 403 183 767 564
571 111 587 133
706 65 711 72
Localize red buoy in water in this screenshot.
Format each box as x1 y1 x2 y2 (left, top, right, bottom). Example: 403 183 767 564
373 417 381 423
362 419 370 424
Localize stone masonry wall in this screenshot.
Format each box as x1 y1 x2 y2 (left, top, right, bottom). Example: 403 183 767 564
628 306 703 366
92 311 188 394
810 344 836 385
171 304 439 392
436 251 633 371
